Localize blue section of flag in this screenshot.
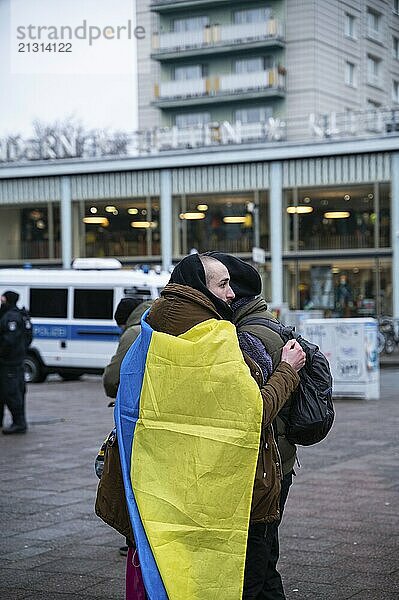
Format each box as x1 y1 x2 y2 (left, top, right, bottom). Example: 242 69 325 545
115 311 168 600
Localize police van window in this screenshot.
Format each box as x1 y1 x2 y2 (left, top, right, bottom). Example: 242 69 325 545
29 288 68 318
74 289 114 320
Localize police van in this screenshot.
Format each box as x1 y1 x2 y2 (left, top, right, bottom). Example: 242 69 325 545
0 259 169 383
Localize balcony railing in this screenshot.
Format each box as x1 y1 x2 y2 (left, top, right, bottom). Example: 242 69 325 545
217 19 283 43
155 77 209 100
152 19 284 55
151 0 235 11
156 28 205 51
154 68 285 102
217 69 285 94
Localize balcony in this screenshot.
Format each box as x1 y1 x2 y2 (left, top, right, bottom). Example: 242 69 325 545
155 77 210 102
153 68 286 108
152 19 285 60
151 0 236 12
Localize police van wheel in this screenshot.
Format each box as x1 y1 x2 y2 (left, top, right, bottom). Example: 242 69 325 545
24 354 46 384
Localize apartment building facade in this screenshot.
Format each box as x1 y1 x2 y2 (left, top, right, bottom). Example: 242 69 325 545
139 0 399 134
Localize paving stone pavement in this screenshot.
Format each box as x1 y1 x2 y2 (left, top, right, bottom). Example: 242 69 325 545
0 369 398 600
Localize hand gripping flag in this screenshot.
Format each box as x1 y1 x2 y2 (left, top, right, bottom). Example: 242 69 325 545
115 314 263 600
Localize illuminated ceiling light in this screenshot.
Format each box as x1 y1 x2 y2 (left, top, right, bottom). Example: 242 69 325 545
324 211 350 219
331 267 340 274
286 206 314 214
128 208 139 215
112 209 119 215
344 194 351 201
105 205 117 213
179 212 206 220
303 197 311 203
83 217 109 226
197 204 208 211
36 220 46 229
353 267 360 273
223 216 247 224
90 207 98 214
368 193 374 199
130 221 157 228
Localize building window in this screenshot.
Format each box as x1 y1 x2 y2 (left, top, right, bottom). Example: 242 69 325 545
284 185 376 255
345 61 356 87
234 57 272 74
233 7 272 24
173 64 204 81
393 36 399 59
175 112 211 128
234 106 273 123
366 99 382 132
367 8 381 40
29 288 68 318
172 16 209 32
177 193 269 255
74 289 114 320
344 13 356 38
393 80 399 103
367 55 381 87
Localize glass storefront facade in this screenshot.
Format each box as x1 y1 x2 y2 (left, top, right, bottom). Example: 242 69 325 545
0 180 393 318
283 258 392 316
0 204 61 262
75 199 161 259
284 184 390 252
173 192 269 256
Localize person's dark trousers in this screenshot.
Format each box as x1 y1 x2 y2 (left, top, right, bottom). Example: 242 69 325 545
0 364 26 428
242 471 293 600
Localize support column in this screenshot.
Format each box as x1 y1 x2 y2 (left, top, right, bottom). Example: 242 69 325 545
270 162 283 307
60 177 72 269
160 169 172 272
392 153 399 320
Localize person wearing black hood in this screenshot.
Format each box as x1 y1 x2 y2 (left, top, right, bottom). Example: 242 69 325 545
207 252 296 600
0 290 31 434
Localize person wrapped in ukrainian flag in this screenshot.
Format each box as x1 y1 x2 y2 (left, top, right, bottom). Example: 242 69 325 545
115 254 305 600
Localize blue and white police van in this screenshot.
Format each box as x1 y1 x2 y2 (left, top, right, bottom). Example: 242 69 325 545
0 259 169 383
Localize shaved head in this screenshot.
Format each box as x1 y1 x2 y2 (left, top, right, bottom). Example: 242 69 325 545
199 255 223 287
199 254 235 304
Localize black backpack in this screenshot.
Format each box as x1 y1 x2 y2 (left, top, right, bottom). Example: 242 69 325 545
240 316 334 446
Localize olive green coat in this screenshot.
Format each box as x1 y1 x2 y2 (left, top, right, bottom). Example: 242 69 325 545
234 296 298 476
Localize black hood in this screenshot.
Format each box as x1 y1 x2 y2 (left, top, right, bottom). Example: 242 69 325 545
169 254 233 321
205 252 262 299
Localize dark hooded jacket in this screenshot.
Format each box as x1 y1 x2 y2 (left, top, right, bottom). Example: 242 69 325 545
103 301 153 399
0 294 28 366
146 282 299 523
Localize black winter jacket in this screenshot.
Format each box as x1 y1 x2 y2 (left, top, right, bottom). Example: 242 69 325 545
0 306 28 365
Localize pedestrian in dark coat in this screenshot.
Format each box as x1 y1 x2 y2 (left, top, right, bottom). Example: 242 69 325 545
0 290 30 434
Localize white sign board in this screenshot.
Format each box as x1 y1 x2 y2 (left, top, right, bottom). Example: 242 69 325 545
302 318 380 400
252 247 266 265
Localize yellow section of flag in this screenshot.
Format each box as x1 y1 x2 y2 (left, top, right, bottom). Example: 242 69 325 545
131 318 263 600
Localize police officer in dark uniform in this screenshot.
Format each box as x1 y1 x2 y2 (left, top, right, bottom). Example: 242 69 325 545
0 290 32 434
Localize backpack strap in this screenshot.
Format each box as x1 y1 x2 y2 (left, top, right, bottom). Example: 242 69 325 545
238 315 297 340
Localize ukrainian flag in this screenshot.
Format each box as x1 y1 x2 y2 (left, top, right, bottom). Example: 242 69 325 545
115 313 263 600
